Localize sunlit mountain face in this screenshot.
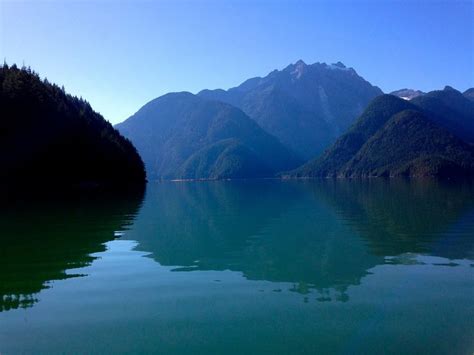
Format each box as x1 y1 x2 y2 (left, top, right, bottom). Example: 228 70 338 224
198 60 383 159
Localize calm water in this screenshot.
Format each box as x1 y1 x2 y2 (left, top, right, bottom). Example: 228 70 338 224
1 180 473 354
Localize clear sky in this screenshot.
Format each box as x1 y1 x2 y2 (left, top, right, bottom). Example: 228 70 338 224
1 0 473 124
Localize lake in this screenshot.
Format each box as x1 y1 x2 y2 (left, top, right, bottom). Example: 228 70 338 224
1 180 473 354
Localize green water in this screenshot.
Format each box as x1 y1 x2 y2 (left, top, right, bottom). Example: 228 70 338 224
1 180 473 354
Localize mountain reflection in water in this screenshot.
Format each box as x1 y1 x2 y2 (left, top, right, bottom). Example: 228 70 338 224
122 180 474 299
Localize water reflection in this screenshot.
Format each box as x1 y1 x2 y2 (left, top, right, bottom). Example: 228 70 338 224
0 190 144 311
124 180 474 299
1 180 473 311
308 179 474 259
1 181 473 354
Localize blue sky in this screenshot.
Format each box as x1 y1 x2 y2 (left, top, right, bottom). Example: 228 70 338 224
1 0 473 124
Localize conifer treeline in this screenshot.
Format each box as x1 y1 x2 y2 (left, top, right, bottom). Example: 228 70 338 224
0 64 146 188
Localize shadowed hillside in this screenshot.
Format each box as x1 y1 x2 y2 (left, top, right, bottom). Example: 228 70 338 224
0 64 146 188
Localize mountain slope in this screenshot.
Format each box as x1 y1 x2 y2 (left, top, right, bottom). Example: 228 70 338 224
411 86 474 143
464 88 474 101
290 95 416 176
288 93 474 178
341 109 474 177
0 64 146 187
116 92 302 179
199 60 382 158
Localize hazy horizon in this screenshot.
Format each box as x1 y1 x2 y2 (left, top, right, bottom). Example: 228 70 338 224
1 0 473 124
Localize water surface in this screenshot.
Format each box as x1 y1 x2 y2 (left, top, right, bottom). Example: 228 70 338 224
1 180 473 354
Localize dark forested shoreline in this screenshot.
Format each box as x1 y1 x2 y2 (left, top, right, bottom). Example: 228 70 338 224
0 64 146 190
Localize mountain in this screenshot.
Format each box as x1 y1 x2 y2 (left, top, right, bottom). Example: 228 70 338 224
390 88 425 100
464 88 474 101
411 86 474 143
198 60 383 159
116 92 302 180
288 90 474 178
0 64 146 187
